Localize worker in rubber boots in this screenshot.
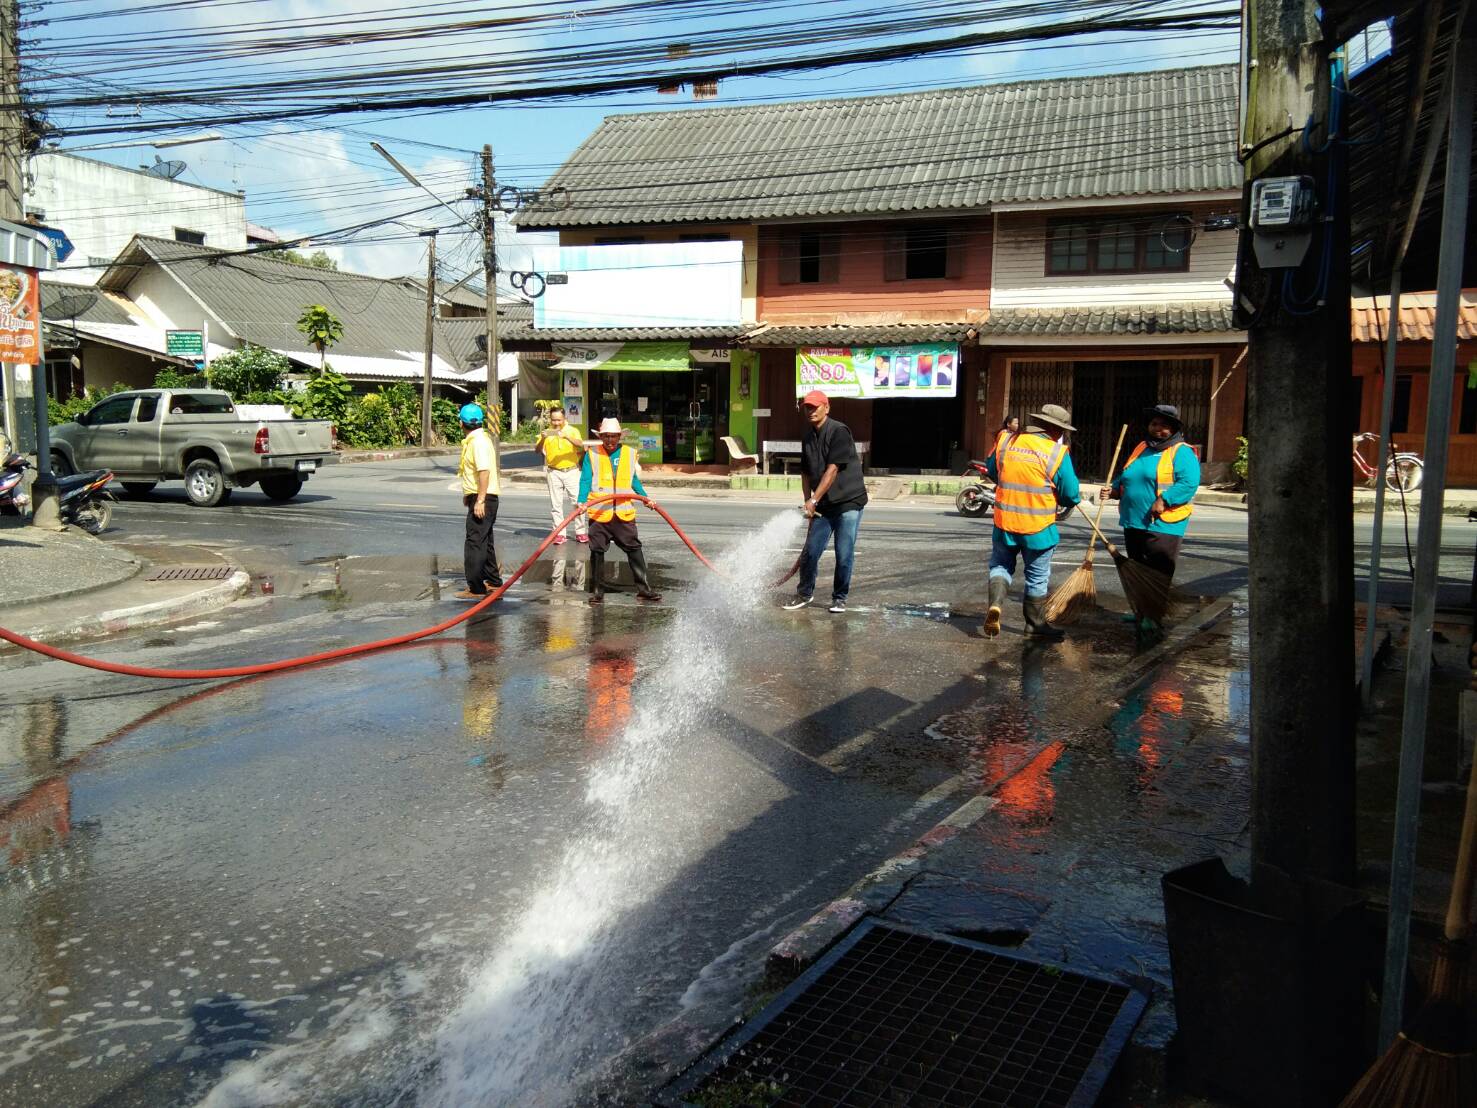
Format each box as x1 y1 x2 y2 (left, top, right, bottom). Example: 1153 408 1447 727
578 418 663 606
982 404 1081 640
455 402 504 601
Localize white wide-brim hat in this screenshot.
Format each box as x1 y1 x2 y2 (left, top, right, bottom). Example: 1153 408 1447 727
597 417 623 434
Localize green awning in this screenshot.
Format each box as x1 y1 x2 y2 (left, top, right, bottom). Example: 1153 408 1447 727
551 341 692 372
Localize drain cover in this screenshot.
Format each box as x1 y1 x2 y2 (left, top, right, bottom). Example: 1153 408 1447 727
143 565 236 582
662 919 1146 1107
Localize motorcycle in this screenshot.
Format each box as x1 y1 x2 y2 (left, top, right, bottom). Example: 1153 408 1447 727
955 458 997 517
0 445 115 534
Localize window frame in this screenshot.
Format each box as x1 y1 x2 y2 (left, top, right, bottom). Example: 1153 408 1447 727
173 227 206 245
1045 212 1194 276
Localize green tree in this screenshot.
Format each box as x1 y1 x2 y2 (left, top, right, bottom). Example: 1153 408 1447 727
207 345 290 401
295 304 345 372
291 368 355 424
277 249 338 271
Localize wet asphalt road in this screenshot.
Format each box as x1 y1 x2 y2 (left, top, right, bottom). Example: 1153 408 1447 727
0 458 1471 1105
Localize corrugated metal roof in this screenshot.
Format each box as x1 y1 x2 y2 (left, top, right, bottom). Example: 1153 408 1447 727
498 322 741 344
977 302 1237 336
518 65 1238 229
1350 290 1477 343
743 323 973 346
40 283 135 326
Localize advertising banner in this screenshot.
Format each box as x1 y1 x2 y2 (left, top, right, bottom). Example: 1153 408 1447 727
0 264 42 364
796 344 959 399
551 341 691 373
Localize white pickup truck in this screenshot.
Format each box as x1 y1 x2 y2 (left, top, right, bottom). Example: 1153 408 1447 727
49 389 336 507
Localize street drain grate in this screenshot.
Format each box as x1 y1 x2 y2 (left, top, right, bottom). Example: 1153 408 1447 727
661 919 1146 1108
143 565 236 582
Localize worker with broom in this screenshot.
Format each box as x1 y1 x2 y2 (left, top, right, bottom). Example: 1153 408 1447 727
1100 404 1200 596
983 404 1082 641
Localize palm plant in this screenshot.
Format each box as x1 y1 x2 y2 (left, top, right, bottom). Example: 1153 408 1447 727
295 304 344 372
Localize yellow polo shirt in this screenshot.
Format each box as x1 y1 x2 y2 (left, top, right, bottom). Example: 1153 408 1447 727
540 425 584 470
458 428 499 496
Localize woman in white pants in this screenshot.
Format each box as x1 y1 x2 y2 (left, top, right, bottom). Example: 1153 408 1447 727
534 407 588 545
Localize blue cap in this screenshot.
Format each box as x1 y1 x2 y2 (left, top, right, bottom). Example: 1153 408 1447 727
459 403 484 426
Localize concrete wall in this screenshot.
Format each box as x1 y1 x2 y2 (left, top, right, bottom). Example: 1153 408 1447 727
990 202 1236 309
80 342 159 392
26 152 249 285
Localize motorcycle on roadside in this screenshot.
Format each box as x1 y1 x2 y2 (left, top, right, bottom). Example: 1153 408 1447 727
955 457 998 517
0 434 116 534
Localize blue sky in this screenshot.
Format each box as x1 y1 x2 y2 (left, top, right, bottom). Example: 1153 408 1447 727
23 0 1242 281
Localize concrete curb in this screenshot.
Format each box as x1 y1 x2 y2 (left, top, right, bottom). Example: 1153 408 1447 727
3 570 251 647
336 447 460 464
0 535 144 611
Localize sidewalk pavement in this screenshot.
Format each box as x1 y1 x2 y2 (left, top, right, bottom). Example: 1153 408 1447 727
0 523 248 647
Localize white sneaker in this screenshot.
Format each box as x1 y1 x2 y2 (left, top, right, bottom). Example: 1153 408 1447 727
828 600 847 614
782 595 813 610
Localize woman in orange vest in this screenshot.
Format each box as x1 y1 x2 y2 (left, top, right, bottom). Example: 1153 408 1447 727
1100 404 1200 591
983 404 1081 640
577 418 663 606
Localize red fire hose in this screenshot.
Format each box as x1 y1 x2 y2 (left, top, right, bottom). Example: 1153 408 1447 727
0 494 800 681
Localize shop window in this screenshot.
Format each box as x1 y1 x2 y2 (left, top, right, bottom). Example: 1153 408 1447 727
883 226 965 281
1389 375 1412 433
777 231 838 284
1046 213 1193 275
173 227 206 245
1460 381 1477 434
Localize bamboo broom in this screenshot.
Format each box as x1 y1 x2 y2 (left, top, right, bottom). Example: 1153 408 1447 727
1338 748 1477 1107
1071 504 1174 625
1042 423 1128 624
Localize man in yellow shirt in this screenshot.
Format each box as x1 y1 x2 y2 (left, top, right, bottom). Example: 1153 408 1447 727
534 407 588 545
455 403 502 600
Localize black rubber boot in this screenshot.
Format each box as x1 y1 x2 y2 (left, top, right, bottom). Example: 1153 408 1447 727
629 548 662 602
1023 595 1065 641
588 551 605 605
983 576 1008 638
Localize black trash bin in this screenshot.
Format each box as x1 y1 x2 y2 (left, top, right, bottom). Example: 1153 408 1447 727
1162 857 1366 1106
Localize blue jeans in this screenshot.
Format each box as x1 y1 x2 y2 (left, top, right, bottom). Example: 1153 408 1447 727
988 530 1056 599
798 508 862 602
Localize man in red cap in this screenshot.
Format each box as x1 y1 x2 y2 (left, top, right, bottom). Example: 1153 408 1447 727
783 390 868 614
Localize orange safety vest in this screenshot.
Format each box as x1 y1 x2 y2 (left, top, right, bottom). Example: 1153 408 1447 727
589 446 638 523
1123 441 1193 524
993 432 1068 535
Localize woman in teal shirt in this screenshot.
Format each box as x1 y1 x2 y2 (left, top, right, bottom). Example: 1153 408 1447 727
1101 404 1200 580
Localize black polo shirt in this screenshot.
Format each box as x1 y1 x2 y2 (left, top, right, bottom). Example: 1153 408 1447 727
802 417 868 515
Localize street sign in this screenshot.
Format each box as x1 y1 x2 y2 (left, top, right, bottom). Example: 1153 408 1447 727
165 329 205 360
34 226 75 264
545 273 569 285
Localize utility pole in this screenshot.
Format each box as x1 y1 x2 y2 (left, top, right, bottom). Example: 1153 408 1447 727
1 0 22 222
480 145 501 435
420 230 437 448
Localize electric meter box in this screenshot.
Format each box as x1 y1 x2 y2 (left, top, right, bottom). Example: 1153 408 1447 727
1250 176 1317 230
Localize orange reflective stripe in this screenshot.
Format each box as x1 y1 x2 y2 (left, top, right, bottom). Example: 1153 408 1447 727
589 447 638 522
994 432 1064 535
1123 441 1193 524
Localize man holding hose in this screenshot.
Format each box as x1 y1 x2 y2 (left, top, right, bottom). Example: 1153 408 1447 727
983 404 1081 641
578 418 663 606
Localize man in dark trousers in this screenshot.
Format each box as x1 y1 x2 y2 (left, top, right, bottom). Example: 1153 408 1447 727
454 402 503 600
578 417 663 606
783 390 868 614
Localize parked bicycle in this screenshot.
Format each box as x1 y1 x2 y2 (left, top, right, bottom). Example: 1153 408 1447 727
1353 432 1424 493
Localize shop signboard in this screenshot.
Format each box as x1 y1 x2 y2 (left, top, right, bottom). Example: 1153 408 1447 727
551 342 691 372
796 344 959 399
165 329 206 365
0 263 42 364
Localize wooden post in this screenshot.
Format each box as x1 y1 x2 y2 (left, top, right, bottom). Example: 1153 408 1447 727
1243 0 1356 892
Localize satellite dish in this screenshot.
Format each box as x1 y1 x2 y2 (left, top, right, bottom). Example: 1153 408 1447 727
144 157 188 180
42 291 99 320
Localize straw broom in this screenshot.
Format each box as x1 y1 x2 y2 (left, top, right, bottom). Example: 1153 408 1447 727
1042 423 1128 624
1071 504 1174 624
1338 748 1477 1108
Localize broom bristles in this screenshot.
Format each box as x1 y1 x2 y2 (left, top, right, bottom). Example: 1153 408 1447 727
1041 559 1096 624
1111 550 1174 623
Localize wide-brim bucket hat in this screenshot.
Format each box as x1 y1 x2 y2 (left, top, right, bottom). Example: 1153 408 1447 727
597 418 623 434
1028 404 1076 433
